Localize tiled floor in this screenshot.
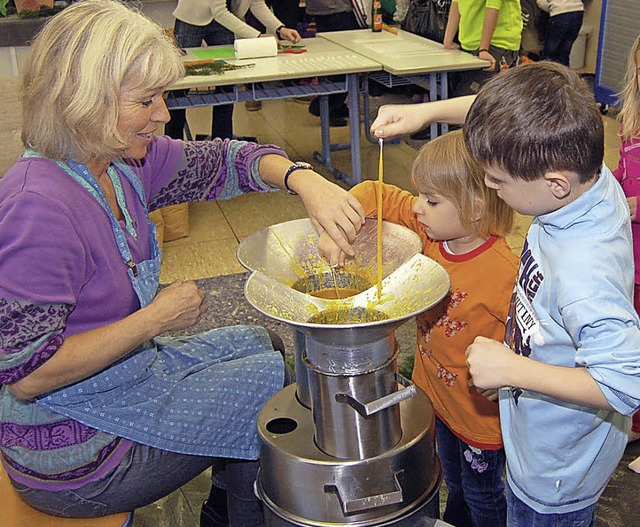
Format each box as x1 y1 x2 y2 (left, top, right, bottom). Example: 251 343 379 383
134 91 630 527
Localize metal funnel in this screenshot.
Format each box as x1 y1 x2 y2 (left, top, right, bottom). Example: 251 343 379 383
245 253 450 348
237 218 425 286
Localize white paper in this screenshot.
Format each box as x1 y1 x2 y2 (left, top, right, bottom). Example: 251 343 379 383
234 38 278 59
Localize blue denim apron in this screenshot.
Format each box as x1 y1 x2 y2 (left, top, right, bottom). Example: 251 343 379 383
27 154 283 460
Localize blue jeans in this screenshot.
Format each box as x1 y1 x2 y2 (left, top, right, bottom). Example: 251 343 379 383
11 443 264 526
165 19 235 140
506 482 596 527
435 417 506 527
541 11 584 67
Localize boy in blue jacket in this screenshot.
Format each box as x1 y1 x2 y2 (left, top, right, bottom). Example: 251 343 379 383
371 61 640 527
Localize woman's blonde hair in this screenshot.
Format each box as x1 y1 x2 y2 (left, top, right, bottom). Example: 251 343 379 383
411 129 514 239
618 35 640 140
21 0 184 162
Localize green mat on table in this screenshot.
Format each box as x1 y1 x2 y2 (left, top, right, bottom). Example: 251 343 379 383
191 47 236 60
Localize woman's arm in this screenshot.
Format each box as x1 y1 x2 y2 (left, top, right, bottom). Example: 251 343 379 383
258 154 365 255
370 95 476 139
9 281 207 399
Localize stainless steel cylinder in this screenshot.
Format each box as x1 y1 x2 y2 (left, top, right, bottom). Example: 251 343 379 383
305 350 402 460
292 330 311 408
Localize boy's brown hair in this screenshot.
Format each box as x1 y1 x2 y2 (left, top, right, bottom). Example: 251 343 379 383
464 61 604 184
411 129 514 238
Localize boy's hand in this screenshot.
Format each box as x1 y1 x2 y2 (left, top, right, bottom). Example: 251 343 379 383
465 336 516 390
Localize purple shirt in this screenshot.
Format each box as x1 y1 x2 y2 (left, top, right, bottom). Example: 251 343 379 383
0 136 285 488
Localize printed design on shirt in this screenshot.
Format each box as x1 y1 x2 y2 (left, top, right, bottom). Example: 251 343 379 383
504 241 544 403
417 289 468 387
464 445 489 473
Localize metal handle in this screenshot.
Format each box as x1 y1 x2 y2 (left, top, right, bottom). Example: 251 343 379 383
325 471 404 514
334 373 416 417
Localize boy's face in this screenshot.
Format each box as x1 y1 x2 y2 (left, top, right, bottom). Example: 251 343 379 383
483 166 559 216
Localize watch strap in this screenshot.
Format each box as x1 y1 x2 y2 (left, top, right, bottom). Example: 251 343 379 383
283 162 312 195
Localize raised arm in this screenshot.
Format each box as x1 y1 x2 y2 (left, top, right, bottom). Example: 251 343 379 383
370 96 476 139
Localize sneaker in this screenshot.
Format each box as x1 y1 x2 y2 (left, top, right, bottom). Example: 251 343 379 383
200 500 229 527
244 100 262 111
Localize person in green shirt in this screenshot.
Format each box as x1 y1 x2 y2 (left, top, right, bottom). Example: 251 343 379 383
444 0 523 96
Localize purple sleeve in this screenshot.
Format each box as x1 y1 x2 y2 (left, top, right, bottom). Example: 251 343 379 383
141 136 287 210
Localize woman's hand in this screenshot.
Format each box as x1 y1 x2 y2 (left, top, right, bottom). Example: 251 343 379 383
147 280 208 334
280 27 301 44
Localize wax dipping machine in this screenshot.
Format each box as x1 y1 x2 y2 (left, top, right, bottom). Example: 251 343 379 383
238 219 451 527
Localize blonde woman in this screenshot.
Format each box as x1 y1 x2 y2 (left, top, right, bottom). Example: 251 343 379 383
0 1 363 525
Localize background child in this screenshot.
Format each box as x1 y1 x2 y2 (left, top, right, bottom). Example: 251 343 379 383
369 61 640 527
613 34 640 472
443 0 523 97
535 0 584 67
320 130 518 527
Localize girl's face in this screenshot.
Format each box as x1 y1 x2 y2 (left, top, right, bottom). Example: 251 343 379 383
412 192 469 241
117 83 170 159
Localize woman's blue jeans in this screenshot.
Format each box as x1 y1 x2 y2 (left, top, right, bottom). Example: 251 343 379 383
10 444 263 526
435 417 507 527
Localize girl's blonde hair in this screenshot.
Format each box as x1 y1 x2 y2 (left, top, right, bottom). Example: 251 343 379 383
618 35 640 140
21 0 184 163
411 129 514 239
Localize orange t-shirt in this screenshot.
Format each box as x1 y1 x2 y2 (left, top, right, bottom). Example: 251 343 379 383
350 181 519 448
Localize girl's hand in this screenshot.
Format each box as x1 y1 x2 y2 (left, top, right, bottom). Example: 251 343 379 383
280 27 301 44
147 280 208 334
295 173 365 257
628 196 637 221
318 231 351 268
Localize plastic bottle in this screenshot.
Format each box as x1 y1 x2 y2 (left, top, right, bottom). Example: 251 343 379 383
372 0 382 32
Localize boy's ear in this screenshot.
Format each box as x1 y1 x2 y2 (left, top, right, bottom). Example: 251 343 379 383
544 171 571 200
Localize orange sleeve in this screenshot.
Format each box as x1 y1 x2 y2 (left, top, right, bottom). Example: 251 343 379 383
349 181 422 232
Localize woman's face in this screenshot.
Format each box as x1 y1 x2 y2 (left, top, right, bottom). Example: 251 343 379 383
117 83 170 159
